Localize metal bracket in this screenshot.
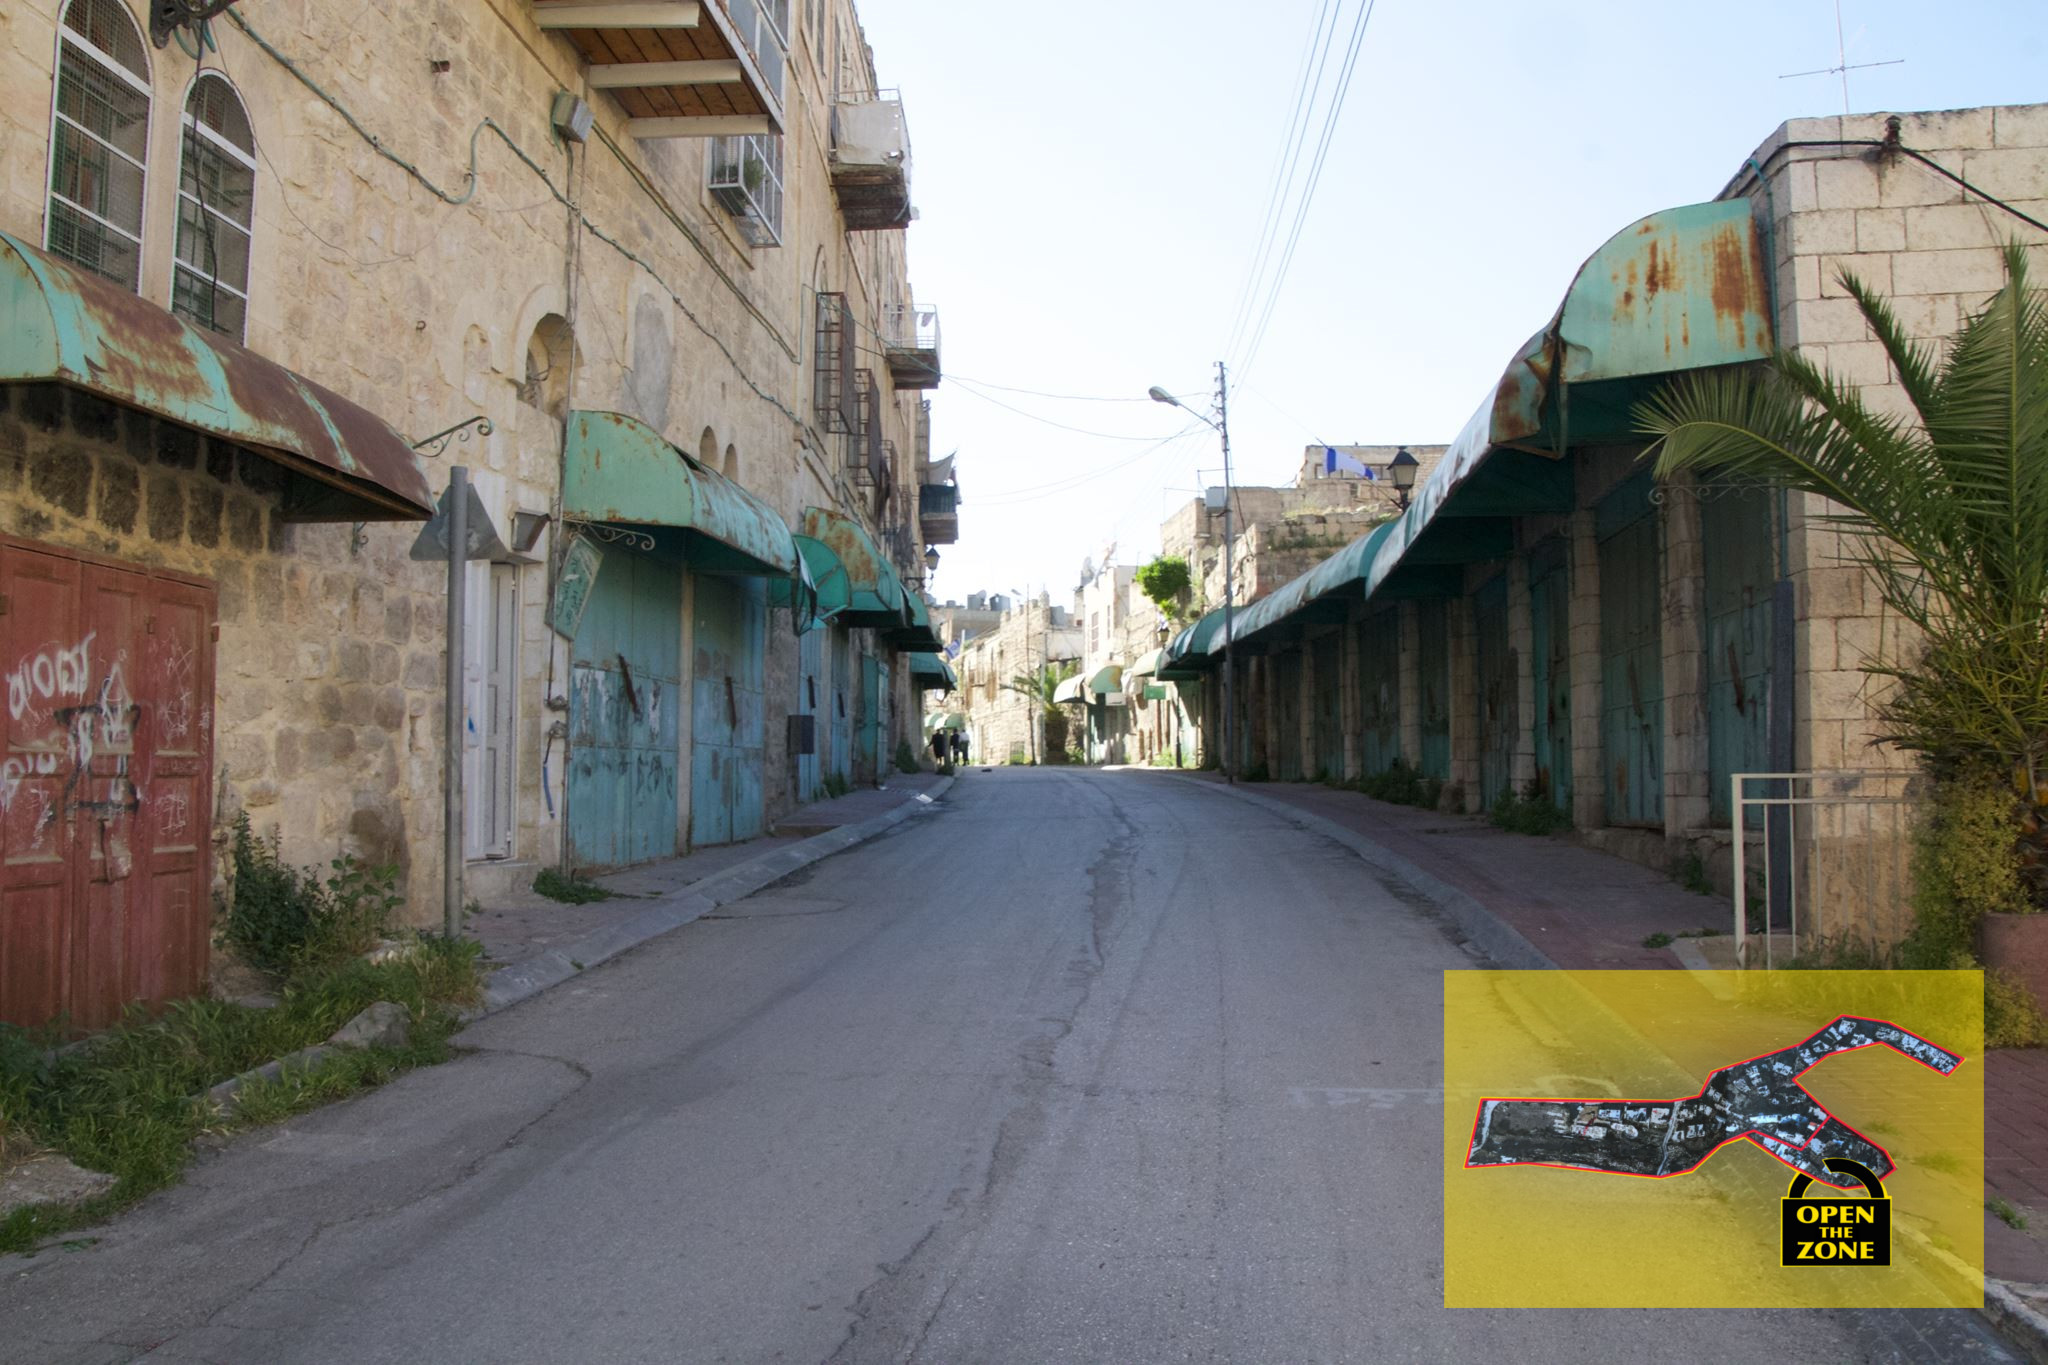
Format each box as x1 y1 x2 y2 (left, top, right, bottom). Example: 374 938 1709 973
561 519 656 553
411 415 494 459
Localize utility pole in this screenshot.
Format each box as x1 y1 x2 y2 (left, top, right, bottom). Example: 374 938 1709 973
1216 360 1237 785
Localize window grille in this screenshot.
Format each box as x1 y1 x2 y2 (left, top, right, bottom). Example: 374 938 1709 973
172 73 255 339
708 133 783 247
46 0 151 291
813 292 855 433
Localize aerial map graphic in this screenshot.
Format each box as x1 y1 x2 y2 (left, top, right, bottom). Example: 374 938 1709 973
1464 1016 1964 1187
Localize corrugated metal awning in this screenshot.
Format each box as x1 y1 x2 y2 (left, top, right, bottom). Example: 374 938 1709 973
1087 663 1123 696
800 506 908 628
563 409 798 576
1364 197 1773 599
0 232 433 520
1052 674 1086 704
884 590 944 652
1126 647 1167 680
909 655 955 691
1159 607 1230 678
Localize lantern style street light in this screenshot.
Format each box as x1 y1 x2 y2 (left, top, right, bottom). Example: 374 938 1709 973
1389 446 1420 511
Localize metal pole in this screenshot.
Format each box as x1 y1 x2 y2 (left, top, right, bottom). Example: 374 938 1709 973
1217 360 1236 784
444 465 468 939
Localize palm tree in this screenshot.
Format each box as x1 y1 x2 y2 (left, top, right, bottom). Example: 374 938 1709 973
1002 662 1078 764
1637 241 2048 903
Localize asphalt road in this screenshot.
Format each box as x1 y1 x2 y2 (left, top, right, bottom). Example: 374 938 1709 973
0 770 2017 1363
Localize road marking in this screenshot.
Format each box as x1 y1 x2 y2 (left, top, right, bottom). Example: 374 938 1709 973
1289 1086 1444 1109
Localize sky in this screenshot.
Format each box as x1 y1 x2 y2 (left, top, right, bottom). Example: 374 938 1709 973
850 0 2048 606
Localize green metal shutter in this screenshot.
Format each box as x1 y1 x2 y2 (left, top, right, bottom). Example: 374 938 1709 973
1597 472 1664 828
1701 488 1774 826
1475 573 1516 808
1528 539 1572 813
1359 608 1400 776
1416 600 1451 780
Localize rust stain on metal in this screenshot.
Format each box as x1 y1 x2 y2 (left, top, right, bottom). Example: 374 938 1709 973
1710 223 1763 352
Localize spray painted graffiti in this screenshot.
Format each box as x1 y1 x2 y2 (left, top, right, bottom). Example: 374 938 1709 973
1 631 144 834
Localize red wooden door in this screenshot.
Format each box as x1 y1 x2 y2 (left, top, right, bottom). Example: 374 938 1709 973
0 539 214 1031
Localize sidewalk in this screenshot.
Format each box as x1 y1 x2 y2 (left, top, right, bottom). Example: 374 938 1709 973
1165 772 2048 1301
465 773 951 998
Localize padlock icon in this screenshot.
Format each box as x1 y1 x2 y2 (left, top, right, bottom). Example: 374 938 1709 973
1780 1156 1890 1266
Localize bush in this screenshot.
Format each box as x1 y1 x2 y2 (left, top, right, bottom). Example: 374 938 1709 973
1241 762 1271 783
1988 970 2048 1048
894 740 920 775
1135 555 1192 616
1490 785 1571 837
217 814 401 978
822 771 851 798
1901 768 2030 968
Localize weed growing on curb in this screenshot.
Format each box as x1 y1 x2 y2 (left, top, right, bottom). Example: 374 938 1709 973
1988 1196 2029 1231
0 936 481 1256
532 868 614 904
1641 932 1674 949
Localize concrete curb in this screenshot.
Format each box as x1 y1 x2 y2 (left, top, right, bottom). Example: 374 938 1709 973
1175 773 2043 1358
1169 776 1555 970
470 777 955 1020
1986 1280 2048 1364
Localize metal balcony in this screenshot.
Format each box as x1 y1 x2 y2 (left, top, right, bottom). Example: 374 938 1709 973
919 482 958 545
828 90 911 231
535 0 787 138
882 303 940 389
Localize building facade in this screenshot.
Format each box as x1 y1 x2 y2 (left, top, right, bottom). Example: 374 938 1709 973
0 0 956 1028
1157 103 2048 949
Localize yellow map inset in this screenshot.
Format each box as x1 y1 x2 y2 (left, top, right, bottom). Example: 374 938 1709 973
1443 970 1983 1308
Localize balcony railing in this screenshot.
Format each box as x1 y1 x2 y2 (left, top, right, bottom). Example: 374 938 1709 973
709 132 783 246
535 0 787 138
919 481 959 545
882 302 940 389
828 89 911 231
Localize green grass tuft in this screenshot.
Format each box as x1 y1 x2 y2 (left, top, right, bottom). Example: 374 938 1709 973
532 868 614 905
0 935 480 1257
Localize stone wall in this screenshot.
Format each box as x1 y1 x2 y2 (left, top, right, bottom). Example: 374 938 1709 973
0 385 441 886
0 0 937 924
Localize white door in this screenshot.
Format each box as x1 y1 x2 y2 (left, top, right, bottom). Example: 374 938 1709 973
463 563 518 860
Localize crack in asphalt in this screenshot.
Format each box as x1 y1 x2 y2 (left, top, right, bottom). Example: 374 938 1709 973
165 1049 594 1351
825 774 1143 1365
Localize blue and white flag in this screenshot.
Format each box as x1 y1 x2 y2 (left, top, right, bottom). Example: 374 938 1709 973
1323 446 1376 480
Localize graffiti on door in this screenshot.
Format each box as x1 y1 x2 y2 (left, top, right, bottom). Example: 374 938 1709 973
1 629 144 846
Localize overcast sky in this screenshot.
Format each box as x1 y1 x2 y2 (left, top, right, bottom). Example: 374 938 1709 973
851 0 2048 605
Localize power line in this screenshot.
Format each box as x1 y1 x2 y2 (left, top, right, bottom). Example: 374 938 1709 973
948 378 1188 441
942 373 1155 403
972 425 1207 505
1220 0 1341 366
1231 0 1378 384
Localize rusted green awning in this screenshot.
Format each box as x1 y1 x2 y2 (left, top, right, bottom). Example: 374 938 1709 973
1364 197 1773 600
885 590 944 652
564 410 798 577
0 232 432 520
1159 607 1230 679
800 506 908 628
910 654 955 691
781 534 850 628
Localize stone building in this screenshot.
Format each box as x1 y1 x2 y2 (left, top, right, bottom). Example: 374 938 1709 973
952 595 1078 765
1159 102 2048 951
0 0 953 1028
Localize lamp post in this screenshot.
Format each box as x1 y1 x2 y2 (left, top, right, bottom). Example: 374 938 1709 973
1149 361 1236 783
1389 445 1419 512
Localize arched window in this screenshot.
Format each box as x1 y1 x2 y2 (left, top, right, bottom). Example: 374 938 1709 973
172 73 256 339
46 0 151 291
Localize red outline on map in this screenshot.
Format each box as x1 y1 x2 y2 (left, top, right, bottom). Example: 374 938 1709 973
1461 1014 1965 1188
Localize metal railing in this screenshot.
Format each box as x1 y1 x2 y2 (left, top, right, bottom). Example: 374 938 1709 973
882 302 940 355
1730 769 1922 969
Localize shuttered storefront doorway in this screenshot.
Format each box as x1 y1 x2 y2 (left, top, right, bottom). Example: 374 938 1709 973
0 538 215 1031
1598 473 1665 828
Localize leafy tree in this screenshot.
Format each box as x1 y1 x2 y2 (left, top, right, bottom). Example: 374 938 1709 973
1136 555 1193 618
1001 662 1078 763
1638 241 2048 908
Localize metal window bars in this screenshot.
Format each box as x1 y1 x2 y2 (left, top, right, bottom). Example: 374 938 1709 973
812 292 855 433
708 132 784 247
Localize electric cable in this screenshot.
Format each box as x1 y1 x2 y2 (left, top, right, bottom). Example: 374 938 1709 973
1232 0 1377 382
1220 0 1341 366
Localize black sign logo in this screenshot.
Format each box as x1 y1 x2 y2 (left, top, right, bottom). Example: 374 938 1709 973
1781 1157 1890 1266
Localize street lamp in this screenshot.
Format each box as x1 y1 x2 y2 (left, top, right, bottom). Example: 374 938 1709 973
924 546 940 573
1150 362 1237 784
1389 446 1419 512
